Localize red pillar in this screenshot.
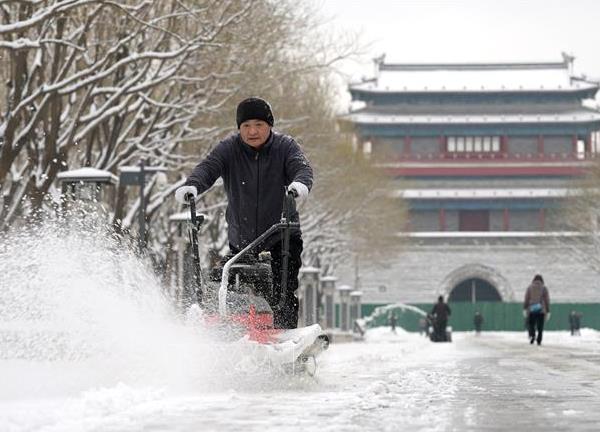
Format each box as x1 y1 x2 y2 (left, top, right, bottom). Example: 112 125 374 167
503 208 509 231
501 135 508 156
537 135 544 157
539 209 545 231
586 134 592 156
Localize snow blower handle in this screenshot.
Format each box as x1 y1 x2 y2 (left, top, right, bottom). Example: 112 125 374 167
186 193 204 306
282 189 297 221
276 190 297 314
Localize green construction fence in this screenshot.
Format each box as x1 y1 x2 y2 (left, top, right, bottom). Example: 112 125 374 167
359 302 600 332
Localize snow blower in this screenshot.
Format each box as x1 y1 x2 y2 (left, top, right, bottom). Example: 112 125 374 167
184 191 329 375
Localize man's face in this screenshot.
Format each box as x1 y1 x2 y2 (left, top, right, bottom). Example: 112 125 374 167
239 119 271 148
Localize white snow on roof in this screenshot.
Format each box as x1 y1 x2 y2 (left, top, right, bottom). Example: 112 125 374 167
351 62 597 93
393 188 577 199
320 275 338 282
119 165 167 173
378 160 592 169
343 111 600 125
56 167 118 184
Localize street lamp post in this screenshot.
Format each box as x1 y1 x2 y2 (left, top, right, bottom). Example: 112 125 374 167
320 276 337 329
299 266 320 326
337 285 352 331
118 161 167 253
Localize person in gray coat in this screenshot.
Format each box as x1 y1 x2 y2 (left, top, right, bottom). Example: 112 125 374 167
523 274 551 345
175 97 313 328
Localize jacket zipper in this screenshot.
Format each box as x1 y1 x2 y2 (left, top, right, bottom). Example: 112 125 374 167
255 152 259 239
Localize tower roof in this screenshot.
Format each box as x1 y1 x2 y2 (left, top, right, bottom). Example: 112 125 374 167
350 59 598 94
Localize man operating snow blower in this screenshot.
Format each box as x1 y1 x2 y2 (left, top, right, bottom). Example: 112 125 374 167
175 97 313 329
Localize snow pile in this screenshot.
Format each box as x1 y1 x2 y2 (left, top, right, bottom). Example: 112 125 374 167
0 207 296 404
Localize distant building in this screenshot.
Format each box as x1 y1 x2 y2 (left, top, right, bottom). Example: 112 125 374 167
341 55 600 303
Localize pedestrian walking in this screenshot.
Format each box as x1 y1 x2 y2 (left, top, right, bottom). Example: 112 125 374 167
569 310 582 336
523 274 551 346
389 312 397 333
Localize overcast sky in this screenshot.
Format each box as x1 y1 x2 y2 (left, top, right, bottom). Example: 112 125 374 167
318 0 600 84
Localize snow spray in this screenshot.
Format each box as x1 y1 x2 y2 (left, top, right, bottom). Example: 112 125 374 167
0 205 287 402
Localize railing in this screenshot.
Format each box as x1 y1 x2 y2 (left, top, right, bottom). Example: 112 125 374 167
383 152 599 162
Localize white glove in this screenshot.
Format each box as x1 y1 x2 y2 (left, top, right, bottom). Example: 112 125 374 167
287 181 309 200
545 312 551 322
175 185 197 204
522 310 528 318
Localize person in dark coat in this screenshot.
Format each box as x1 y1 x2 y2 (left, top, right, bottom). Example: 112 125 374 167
431 295 451 341
569 310 582 336
523 274 551 345
389 312 397 333
473 311 484 334
175 97 313 328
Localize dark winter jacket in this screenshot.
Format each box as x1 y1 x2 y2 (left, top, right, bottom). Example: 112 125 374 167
524 281 550 314
185 131 313 250
431 302 451 322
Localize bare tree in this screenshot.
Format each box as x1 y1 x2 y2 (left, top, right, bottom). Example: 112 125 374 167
0 0 251 230
170 1 406 273
1 0 405 279
559 159 600 272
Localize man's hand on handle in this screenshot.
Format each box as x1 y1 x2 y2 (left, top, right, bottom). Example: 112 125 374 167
287 181 308 201
175 185 198 204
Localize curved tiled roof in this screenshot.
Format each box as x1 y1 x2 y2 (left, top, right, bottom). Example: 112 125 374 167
350 60 598 94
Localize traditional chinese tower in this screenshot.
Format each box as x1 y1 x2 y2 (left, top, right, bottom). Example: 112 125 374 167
342 55 600 304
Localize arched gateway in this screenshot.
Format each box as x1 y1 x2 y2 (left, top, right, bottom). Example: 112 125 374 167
440 264 514 302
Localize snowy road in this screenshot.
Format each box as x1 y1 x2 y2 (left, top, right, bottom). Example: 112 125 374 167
4 329 600 432
4 215 599 431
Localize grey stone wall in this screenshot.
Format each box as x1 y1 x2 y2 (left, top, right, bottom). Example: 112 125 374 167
341 242 600 304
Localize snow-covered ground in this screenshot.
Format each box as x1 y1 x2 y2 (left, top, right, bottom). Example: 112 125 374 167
2 214 600 431
3 328 600 432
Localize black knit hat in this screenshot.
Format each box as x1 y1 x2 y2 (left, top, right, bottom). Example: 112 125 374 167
236 97 274 129
533 274 544 283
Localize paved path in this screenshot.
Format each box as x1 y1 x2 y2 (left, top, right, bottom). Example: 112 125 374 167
313 331 600 432
4 331 600 432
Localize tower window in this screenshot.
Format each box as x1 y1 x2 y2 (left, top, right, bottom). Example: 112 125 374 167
447 136 501 153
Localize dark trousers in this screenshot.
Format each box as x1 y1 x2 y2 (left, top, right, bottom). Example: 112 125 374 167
268 236 303 329
528 312 545 344
434 319 448 341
